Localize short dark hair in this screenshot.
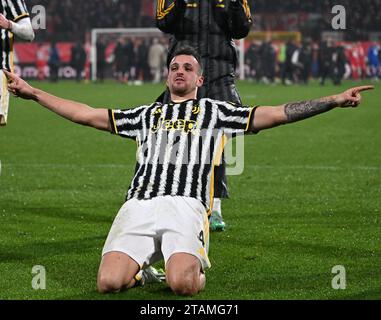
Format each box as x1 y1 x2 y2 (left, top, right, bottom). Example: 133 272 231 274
169 45 203 75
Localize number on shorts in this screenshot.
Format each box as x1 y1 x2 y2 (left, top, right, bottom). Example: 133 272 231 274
198 230 205 247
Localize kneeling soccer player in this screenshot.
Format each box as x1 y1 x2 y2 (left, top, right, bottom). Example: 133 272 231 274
5 46 373 296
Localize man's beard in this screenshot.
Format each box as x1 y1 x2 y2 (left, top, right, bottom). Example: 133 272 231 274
171 83 193 96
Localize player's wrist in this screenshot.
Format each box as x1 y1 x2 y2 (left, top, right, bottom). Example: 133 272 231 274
330 95 342 108
6 19 12 31
30 87 40 101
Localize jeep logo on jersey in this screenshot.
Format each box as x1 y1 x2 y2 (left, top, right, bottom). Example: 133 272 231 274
151 117 198 134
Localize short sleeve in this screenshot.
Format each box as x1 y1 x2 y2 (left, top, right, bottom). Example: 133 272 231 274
5 0 30 22
108 106 146 139
217 101 255 136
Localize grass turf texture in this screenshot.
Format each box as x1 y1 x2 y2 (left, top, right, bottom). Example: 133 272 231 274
0 80 380 300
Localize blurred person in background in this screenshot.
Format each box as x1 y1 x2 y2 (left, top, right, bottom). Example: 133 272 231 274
124 38 136 84
282 40 296 85
368 42 380 81
113 38 127 83
348 43 367 81
48 41 61 83
36 43 48 81
357 43 367 80
136 38 150 83
298 40 313 85
245 40 260 82
332 44 347 86
97 37 107 83
155 0 253 231
71 41 87 82
259 40 276 84
319 40 333 86
0 0 35 125
148 37 166 84
278 42 287 84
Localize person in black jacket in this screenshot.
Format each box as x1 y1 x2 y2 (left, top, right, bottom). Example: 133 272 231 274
113 39 126 83
156 0 253 231
48 41 61 83
71 41 87 82
96 37 107 83
319 40 333 86
298 40 313 85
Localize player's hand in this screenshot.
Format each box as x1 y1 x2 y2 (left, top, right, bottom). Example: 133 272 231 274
4 69 36 100
335 85 374 108
0 14 11 30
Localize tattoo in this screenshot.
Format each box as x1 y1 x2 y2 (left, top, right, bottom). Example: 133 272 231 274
284 98 338 123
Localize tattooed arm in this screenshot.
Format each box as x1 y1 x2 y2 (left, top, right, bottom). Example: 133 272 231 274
249 86 374 132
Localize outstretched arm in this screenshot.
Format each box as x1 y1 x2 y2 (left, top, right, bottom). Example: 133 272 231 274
5 70 111 132
250 86 374 132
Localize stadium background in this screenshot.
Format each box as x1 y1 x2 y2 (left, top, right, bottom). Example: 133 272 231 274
0 0 380 300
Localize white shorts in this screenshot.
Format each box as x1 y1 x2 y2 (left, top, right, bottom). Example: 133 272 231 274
102 196 211 270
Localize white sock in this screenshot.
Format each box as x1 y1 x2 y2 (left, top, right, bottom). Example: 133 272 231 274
213 198 222 216
134 269 143 282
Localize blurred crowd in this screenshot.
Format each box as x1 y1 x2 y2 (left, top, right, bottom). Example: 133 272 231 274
29 0 156 41
253 0 380 16
252 0 381 41
245 40 381 86
66 36 380 84
25 0 380 84
103 36 168 84
36 34 380 84
28 0 381 42
38 35 169 84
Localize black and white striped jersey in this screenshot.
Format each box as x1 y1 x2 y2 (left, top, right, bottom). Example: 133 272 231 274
109 98 254 211
1 0 30 71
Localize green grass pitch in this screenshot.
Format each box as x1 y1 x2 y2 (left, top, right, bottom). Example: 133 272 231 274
0 79 380 300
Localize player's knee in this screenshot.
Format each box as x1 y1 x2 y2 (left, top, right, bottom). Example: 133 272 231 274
166 254 203 296
169 277 199 296
97 275 124 294
167 270 200 296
